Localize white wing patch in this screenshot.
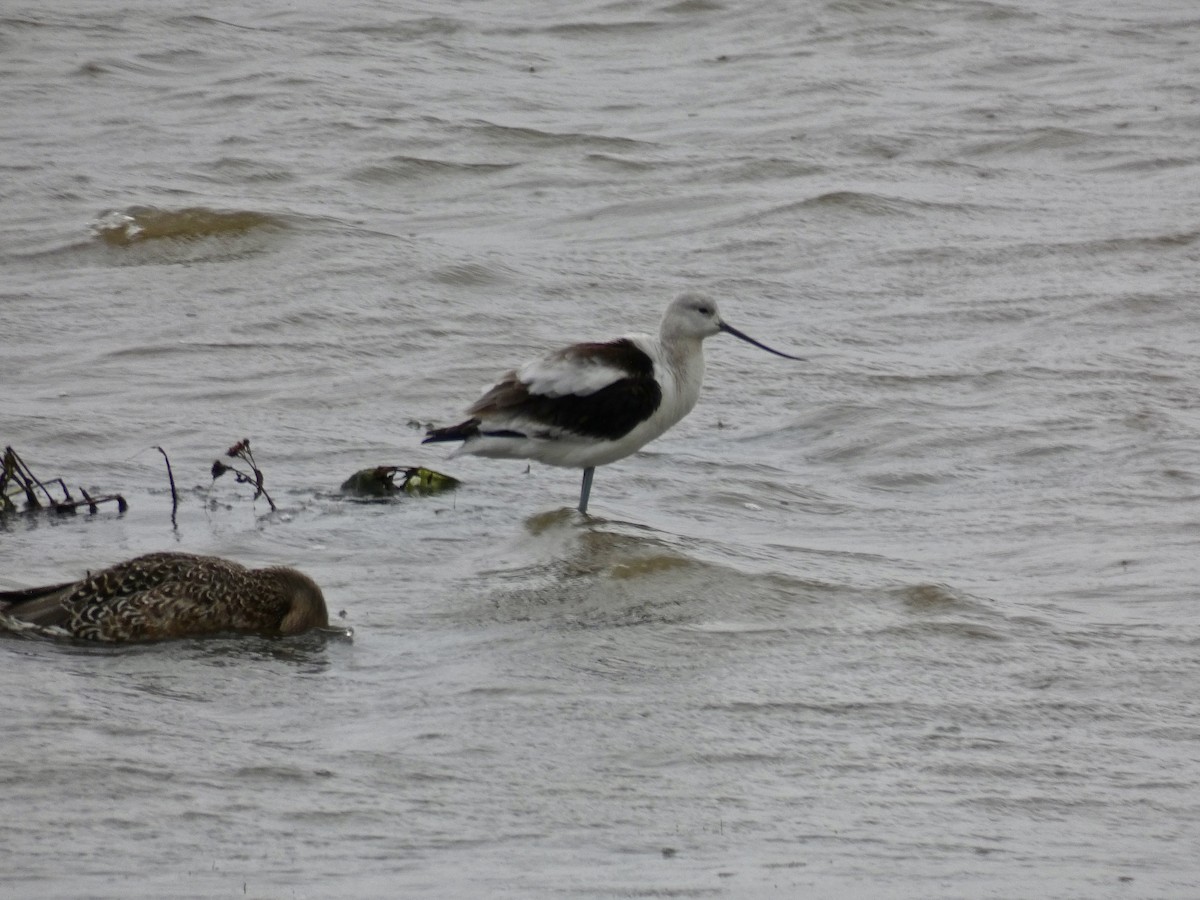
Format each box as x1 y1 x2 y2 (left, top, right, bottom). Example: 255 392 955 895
518 354 627 399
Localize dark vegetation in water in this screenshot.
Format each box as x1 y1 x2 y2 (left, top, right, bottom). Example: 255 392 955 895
1 446 127 516
2 441 459 522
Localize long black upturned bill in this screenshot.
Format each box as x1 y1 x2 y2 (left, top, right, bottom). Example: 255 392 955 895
719 322 804 360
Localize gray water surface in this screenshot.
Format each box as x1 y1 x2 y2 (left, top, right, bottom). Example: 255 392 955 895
3 1 1200 897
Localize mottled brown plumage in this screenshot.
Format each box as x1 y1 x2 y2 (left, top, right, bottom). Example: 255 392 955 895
0 552 328 642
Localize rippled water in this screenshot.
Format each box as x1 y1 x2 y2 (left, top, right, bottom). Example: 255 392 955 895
4 1 1200 897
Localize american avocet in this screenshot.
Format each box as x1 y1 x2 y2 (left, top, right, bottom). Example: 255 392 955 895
0 552 329 642
423 293 802 514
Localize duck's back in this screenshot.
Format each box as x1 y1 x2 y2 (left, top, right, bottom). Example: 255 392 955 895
0 552 292 641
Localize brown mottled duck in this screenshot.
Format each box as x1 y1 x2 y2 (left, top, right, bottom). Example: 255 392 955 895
0 551 329 642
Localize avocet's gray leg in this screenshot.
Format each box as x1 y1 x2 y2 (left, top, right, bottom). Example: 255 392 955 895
578 467 595 514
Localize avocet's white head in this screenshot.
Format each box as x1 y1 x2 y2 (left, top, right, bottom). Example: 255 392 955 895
659 293 804 360
660 292 724 340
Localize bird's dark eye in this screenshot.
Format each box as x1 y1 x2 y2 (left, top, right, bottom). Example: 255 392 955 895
696 306 712 315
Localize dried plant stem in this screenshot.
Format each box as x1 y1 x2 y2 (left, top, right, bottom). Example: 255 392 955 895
212 438 277 511
156 446 179 526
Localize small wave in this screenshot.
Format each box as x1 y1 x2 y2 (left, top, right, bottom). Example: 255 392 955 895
800 190 969 216
584 152 659 172
720 157 828 182
877 583 1010 642
164 15 263 32
470 523 728 627
534 20 665 38
896 582 979 611
725 191 973 230
91 205 283 246
1090 156 1200 174
350 155 518 183
332 16 462 39
663 0 725 12
198 157 296 184
927 229 1199 268
961 126 1098 157
464 120 650 151
69 57 172 79
963 1 1038 22
429 261 517 287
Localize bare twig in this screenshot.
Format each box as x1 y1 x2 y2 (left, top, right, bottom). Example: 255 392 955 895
156 446 179 526
4 446 57 507
49 491 127 515
1 446 124 517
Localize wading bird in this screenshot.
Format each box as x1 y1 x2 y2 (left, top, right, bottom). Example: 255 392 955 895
423 293 802 514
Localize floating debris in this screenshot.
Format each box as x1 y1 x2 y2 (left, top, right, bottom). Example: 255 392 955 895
1 446 127 517
211 439 276 511
340 465 460 498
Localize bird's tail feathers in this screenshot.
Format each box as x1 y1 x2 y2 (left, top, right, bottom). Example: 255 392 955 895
0 582 73 610
422 418 482 444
